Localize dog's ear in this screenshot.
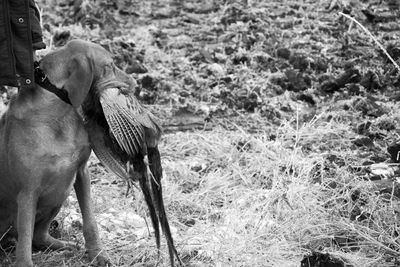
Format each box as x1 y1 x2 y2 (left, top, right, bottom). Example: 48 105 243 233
64 55 94 108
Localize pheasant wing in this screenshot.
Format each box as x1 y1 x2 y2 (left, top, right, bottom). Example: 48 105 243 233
85 119 130 181
99 88 161 157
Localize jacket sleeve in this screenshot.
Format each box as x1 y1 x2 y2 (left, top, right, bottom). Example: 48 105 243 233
0 0 18 87
29 0 45 50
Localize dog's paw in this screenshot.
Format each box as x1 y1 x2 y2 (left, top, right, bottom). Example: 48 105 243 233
15 259 34 267
88 250 112 266
32 236 79 251
94 254 112 267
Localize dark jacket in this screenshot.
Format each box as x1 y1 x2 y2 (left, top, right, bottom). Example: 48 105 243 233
0 0 46 88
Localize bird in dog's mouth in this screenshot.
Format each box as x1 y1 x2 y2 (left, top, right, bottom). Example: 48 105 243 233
81 82 183 267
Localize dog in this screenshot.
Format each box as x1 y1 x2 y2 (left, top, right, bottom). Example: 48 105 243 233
0 40 138 267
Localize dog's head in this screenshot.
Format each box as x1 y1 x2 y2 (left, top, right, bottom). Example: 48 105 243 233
40 39 136 108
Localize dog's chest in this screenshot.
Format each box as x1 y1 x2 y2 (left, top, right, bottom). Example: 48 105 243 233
38 116 91 168
33 116 91 196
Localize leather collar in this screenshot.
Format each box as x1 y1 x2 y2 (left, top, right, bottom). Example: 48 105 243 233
34 61 72 105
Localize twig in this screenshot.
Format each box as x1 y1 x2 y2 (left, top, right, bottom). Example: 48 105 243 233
351 163 400 168
339 12 400 74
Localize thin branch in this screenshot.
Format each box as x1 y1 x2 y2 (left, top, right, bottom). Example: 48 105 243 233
339 12 400 74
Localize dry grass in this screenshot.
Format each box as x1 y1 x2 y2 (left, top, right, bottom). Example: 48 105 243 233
1 112 394 267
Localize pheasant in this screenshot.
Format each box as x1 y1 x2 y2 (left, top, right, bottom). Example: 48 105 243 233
82 86 182 266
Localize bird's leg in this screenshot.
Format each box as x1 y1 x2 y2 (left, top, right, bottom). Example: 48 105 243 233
125 161 140 195
143 155 159 187
127 161 141 181
126 161 131 174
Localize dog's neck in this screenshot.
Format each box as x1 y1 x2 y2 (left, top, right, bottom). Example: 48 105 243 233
9 84 73 121
8 63 76 120
34 61 73 105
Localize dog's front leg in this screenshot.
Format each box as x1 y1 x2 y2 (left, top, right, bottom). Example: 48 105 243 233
15 191 37 267
74 164 110 266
